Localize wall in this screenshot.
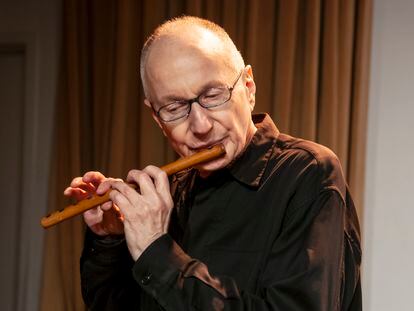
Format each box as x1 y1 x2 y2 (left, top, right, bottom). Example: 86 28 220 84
363 0 414 310
0 0 61 310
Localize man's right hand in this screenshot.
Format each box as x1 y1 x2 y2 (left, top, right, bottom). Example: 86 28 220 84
64 171 124 236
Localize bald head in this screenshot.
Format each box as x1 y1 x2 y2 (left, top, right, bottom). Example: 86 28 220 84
140 16 245 100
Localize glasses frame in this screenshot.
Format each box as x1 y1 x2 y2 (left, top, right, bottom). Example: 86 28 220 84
153 70 244 122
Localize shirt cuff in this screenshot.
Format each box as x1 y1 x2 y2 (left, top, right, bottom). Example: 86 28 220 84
82 229 128 265
132 234 193 298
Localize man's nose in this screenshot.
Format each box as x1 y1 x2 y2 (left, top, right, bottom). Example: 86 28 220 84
188 102 213 136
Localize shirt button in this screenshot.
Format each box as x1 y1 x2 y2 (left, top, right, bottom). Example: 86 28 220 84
141 273 152 286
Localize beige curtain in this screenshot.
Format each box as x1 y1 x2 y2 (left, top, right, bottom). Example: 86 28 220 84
40 0 372 310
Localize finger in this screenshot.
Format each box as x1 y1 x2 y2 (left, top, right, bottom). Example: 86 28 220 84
102 207 124 233
69 177 96 194
142 165 172 205
108 204 124 221
64 184 94 197
70 177 93 190
126 169 157 197
109 190 133 217
70 177 83 188
109 181 140 207
112 204 122 215
109 182 134 214
83 207 110 236
63 187 90 201
83 206 103 227
83 171 106 187
100 200 113 211
96 178 123 195
142 165 170 193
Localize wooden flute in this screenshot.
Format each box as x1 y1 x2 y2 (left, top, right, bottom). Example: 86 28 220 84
40 144 226 229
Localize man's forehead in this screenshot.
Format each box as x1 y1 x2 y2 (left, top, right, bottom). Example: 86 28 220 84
155 25 222 48
145 36 231 80
146 61 229 104
143 27 237 103
147 28 226 64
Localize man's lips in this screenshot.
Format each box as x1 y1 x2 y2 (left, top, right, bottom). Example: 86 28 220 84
189 139 225 151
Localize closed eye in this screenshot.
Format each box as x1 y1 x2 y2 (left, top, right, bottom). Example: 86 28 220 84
201 87 226 100
163 101 188 113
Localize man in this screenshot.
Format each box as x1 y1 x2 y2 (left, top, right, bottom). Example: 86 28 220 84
69 16 361 310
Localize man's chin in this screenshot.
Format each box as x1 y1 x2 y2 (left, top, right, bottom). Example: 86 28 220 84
196 157 229 177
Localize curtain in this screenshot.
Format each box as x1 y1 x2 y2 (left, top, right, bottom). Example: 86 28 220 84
40 0 372 310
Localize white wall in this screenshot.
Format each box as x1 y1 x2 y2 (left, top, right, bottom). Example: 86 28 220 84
363 0 414 310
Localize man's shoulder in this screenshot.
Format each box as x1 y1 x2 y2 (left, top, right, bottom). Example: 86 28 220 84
268 133 347 198
276 133 340 167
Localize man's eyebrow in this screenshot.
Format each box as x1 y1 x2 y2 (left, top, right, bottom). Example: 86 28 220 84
201 80 224 90
159 94 187 103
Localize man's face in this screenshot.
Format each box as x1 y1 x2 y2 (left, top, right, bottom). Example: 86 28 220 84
144 37 256 174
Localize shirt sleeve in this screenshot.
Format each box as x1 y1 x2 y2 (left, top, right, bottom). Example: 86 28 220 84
80 229 142 310
131 189 361 311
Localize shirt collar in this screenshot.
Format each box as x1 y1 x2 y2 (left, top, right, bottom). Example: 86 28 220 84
228 113 279 188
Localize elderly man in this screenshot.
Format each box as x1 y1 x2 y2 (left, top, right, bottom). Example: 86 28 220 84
71 16 361 310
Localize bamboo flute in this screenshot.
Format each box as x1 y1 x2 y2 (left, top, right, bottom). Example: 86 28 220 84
41 144 225 229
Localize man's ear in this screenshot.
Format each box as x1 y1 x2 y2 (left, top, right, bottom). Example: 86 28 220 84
244 65 256 111
144 98 168 137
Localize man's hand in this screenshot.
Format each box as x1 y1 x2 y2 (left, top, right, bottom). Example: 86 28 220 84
100 165 174 261
64 171 124 236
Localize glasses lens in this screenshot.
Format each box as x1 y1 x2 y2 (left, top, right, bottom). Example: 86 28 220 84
159 101 190 121
199 87 230 107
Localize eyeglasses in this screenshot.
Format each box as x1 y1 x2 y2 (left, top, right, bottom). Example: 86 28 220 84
153 70 243 122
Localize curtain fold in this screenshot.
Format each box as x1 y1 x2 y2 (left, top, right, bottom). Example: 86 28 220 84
40 1 372 310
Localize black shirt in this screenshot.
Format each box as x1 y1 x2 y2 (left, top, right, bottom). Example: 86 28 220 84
81 113 362 310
